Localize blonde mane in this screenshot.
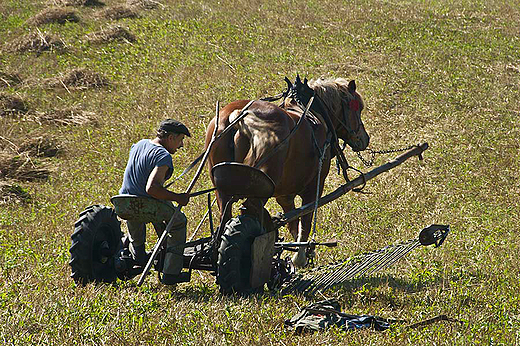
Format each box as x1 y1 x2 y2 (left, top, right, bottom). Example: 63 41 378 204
308 77 363 116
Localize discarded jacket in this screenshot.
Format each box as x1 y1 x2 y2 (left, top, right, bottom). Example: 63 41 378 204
285 299 392 334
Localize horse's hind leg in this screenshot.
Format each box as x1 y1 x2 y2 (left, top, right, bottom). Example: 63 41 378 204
216 190 233 229
233 130 250 163
275 195 298 241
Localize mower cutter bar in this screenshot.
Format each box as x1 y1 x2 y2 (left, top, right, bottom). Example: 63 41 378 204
281 224 449 296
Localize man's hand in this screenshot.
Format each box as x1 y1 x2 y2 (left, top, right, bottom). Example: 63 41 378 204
175 192 190 206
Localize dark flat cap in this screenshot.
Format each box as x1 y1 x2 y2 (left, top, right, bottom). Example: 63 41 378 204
158 119 191 137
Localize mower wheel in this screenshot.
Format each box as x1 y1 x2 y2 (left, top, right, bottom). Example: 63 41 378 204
217 215 265 295
69 205 123 285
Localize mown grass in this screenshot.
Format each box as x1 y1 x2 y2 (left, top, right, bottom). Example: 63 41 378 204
1 0 519 344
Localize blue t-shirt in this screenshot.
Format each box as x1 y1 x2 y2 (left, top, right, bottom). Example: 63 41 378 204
119 139 173 197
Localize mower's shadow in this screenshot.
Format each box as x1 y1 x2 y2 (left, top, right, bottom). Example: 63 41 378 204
112 271 446 303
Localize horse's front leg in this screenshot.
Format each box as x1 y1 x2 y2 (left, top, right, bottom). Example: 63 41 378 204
292 156 331 267
277 194 315 267
291 211 313 267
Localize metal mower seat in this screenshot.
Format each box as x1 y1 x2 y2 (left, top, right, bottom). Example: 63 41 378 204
110 194 174 221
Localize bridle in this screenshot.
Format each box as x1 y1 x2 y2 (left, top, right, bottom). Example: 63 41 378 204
337 93 363 138
289 85 362 143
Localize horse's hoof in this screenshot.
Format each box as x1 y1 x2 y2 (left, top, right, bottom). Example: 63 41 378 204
292 251 307 268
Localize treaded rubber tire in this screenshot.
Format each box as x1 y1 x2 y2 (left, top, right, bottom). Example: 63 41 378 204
217 215 265 295
69 205 122 285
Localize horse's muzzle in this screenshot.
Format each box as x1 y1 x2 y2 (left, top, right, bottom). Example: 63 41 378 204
351 132 370 152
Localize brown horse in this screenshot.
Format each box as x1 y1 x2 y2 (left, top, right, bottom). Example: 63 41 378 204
205 76 370 266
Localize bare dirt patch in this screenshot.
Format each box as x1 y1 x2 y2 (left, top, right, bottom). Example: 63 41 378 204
99 5 139 20
126 0 163 10
0 181 31 205
0 72 22 88
44 68 110 89
27 7 80 26
86 25 136 43
7 31 65 53
0 93 28 117
28 108 98 126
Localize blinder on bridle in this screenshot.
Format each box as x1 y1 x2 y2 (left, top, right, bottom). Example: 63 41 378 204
341 80 364 137
339 92 363 137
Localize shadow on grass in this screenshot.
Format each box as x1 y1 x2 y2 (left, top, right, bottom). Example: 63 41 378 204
101 266 486 306
115 274 435 302
338 274 441 294
269 273 445 301
108 276 219 303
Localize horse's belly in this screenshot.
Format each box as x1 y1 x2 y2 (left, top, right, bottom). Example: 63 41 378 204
273 159 322 196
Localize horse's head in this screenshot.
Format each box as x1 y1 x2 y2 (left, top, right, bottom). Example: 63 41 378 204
291 76 370 152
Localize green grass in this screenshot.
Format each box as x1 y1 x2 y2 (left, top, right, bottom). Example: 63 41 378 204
1 0 520 344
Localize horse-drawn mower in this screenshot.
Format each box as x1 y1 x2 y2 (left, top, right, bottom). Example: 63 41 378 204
69 77 449 295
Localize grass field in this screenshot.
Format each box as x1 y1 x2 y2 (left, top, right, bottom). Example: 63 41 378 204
1 0 519 344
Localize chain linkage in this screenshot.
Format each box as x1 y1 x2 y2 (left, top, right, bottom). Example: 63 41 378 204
356 145 417 167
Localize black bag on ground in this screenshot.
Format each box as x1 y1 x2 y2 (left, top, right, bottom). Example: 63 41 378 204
284 299 392 334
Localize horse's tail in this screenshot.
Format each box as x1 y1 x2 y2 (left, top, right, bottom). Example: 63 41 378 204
227 109 259 165
229 109 259 137
228 109 253 125
228 106 288 168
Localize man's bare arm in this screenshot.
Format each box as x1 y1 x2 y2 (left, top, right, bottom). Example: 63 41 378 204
146 165 190 206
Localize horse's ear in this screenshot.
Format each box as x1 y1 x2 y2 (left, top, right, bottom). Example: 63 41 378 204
303 77 308 85
348 80 356 93
284 76 293 89
296 74 302 85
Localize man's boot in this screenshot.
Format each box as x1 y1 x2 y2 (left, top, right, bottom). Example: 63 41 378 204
130 243 149 267
160 272 191 285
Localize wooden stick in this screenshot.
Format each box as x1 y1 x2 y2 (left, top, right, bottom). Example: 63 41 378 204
275 143 429 228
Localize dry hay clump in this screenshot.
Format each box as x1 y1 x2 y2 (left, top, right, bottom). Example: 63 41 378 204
49 0 105 7
0 136 59 181
99 5 139 20
0 93 28 117
44 68 110 89
27 7 80 26
29 108 97 126
0 72 22 88
126 0 163 10
0 151 50 182
86 25 136 43
8 32 65 53
18 136 60 158
0 181 31 205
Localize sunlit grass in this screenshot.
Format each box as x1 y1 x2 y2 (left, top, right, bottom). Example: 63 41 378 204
1 0 519 344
